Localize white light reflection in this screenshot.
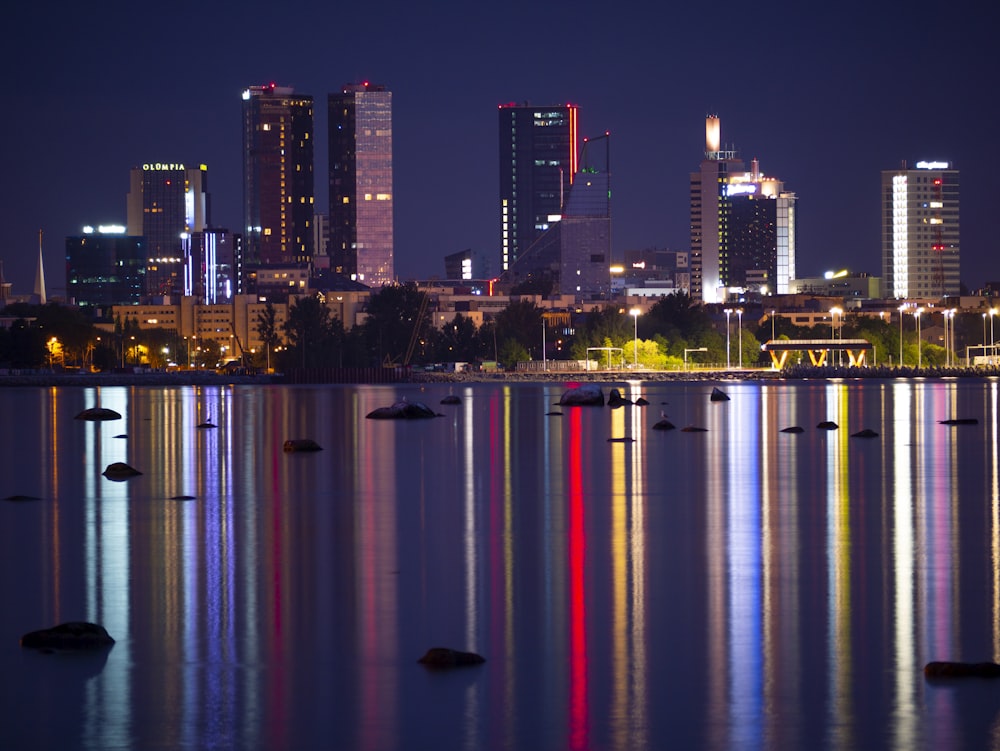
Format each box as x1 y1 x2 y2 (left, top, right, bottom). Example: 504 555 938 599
462 385 485 748
890 381 917 751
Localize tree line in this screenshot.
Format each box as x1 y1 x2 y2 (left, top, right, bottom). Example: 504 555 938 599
0 286 980 372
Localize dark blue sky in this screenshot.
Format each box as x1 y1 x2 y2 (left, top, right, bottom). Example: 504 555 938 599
2 0 993 297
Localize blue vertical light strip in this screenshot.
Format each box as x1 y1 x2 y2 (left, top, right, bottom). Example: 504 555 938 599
726 386 763 749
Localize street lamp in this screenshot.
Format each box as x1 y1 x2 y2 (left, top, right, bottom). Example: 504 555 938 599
723 308 732 369
898 304 907 366
737 308 744 369
830 307 842 366
630 308 640 368
914 308 923 370
770 310 776 341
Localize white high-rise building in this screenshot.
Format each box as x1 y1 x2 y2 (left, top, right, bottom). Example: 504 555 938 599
881 161 960 299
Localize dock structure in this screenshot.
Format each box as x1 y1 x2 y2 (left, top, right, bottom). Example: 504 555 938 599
761 339 874 369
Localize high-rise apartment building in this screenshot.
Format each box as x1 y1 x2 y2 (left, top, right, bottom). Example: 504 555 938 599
242 84 315 268
126 162 209 298
498 103 579 272
689 116 796 301
328 82 393 287
881 161 960 299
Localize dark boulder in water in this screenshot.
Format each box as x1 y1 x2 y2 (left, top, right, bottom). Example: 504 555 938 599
780 426 804 434
4 494 41 502
939 418 978 425
817 421 838 430
924 661 1000 678
652 418 676 431
607 388 632 408
558 384 604 406
283 438 323 452
102 462 142 480
710 387 729 402
440 395 461 405
366 399 440 419
21 622 115 651
634 397 650 406
418 647 486 668
851 428 879 438
75 407 121 421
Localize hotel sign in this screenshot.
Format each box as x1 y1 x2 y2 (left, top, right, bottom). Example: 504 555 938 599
143 163 185 171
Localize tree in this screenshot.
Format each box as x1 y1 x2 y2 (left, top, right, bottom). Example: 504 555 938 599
359 283 429 366
493 299 543 360
256 302 281 370
283 295 340 369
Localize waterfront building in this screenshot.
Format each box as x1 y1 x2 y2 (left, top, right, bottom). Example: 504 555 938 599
242 84 315 268
66 225 146 308
881 161 960 299
498 102 579 272
690 116 796 302
328 82 394 286
126 162 209 298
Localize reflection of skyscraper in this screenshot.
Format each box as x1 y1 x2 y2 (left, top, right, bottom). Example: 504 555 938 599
690 116 796 301
242 84 315 268
498 103 579 272
328 82 393 287
881 161 960 299
126 162 209 298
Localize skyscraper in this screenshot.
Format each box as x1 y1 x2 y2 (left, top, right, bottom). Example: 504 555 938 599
66 225 146 308
328 82 393 287
881 161 960 299
498 103 579 272
126 162 209 298
242 84 315 268
689 116 796 301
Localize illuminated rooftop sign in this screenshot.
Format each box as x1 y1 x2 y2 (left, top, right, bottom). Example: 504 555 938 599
915 161 950 170
143 163 185 171
725 183 757 197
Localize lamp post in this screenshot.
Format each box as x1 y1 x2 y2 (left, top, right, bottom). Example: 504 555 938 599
723 308 732 369
991 308 998 364
898 304 907 367
737 308 744 369
830 307 842 366
630 308 640 368
542 317 547 371
770 310 776 341
915 308 923 370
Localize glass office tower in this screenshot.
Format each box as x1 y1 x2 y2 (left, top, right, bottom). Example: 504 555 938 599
328 82 394 287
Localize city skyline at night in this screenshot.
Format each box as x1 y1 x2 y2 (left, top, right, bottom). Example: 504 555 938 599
1 1 995 299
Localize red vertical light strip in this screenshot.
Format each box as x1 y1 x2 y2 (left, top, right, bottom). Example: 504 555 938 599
568 407 588 749
568 105 578 185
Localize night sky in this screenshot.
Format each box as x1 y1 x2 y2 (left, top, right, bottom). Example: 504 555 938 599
2 0 994 297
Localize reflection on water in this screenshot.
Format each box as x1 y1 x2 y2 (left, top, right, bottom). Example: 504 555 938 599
2 379 1000 750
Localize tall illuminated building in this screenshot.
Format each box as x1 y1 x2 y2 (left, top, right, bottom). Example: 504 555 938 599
498 102 579 272
328 82 393 287
242 83 315 268
689 116 795 301
881 161 960 299
126 162 209 298
66 225 146 308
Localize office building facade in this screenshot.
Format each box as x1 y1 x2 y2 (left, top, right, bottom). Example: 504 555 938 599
183 228 241 304
328 82 393 287
690 116 796 301
126 162 209 298
498 103 579 272
881 161 960 299
242 84 315 268
66 225 146 308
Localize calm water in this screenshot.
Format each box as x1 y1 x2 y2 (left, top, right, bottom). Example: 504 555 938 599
1 378 1000 751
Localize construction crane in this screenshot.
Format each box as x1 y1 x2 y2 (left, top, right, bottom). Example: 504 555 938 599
402 292 429 367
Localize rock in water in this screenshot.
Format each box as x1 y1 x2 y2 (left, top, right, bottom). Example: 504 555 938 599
780 426 804 434
851 428 879 438
558 384 605 406
440 395 461 405
710 387 729 402
417 647 486 667
652 419 676 431
817 421 838 430
75 407 121 421
21 622 115 651
366 400 439 419
102 462 142 480
924 661 1000 678
283 438 323 452
607 389 632 408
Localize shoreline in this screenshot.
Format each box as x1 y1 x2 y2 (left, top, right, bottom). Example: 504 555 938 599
0 363 997 388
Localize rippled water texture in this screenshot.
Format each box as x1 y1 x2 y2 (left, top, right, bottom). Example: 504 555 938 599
2 379 1000 750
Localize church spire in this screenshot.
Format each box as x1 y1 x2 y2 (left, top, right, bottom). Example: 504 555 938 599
34 229 46 305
